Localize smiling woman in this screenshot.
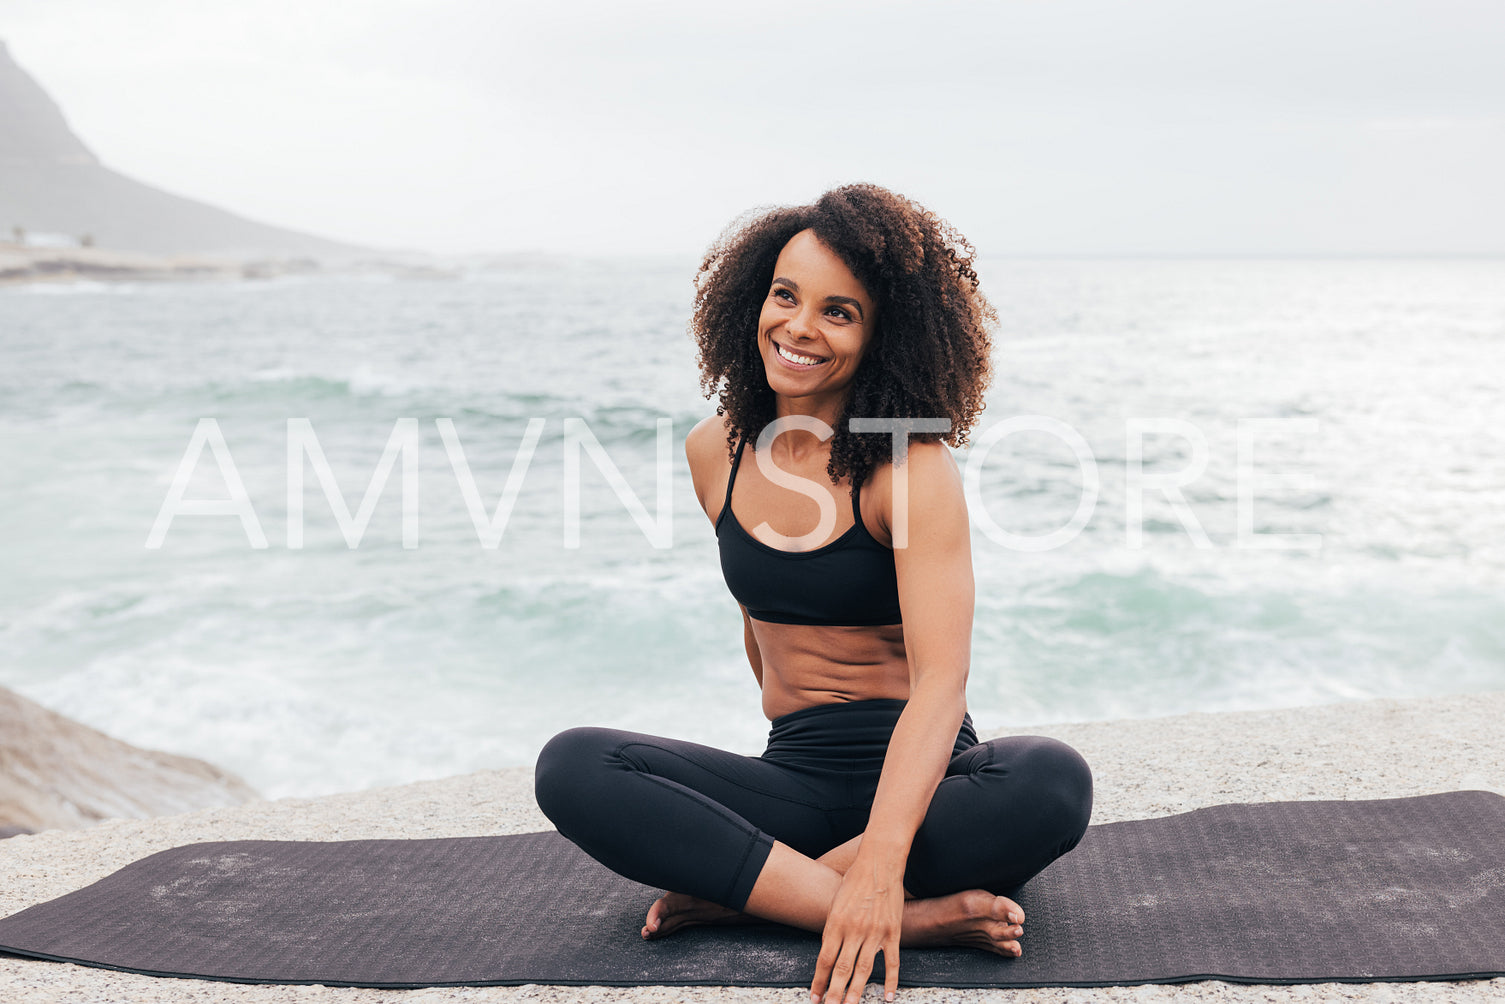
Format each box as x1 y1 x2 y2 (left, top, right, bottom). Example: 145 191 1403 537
691 184 996 493
759 231 875 404
534 184 1093 1004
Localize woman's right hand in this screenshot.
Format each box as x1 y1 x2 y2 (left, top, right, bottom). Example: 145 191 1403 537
808 852 905 1004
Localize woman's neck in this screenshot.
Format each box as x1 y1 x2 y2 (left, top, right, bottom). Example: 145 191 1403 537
773 390 847 430
769 391 848 462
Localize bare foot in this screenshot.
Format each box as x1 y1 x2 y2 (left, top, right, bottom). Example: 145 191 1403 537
644 887 1028 957
641 891 750 940
900 889 1028 957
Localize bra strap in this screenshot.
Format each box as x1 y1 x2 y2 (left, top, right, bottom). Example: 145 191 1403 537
722 434 748 515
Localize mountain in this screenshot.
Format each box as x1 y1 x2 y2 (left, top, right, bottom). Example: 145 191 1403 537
0 39 363 258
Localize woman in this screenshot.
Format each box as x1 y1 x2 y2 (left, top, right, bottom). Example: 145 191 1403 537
535 184 1092 1004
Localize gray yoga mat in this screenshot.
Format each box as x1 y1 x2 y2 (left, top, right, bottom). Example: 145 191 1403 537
1 790 1503 989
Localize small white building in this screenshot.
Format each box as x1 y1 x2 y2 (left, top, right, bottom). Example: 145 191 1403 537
16 231 83 249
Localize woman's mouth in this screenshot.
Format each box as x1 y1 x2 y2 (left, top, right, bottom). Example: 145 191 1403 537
774 341 828 368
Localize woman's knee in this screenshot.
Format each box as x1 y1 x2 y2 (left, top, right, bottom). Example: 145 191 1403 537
964 734 1093 846
906 735 1094 897
533 726 624 830
1011 735 1094 845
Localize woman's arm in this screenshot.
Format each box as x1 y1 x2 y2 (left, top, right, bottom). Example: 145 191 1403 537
865 442 973 851
685 416 765 686
812 441 973 1004
683 414 726 521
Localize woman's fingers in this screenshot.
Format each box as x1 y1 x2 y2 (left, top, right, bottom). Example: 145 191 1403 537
827 937 861 1003
813 932 901 1004
810 935 838 1002
841 939 880 1004
812 931 863 1004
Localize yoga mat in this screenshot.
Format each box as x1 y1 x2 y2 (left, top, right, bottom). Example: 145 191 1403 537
1 790 1503 989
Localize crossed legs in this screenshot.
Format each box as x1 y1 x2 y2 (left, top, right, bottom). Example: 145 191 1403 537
534 726 1092 956
626 732 1092 955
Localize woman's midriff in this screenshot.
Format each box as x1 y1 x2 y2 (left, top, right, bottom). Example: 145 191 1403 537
752 620 910 721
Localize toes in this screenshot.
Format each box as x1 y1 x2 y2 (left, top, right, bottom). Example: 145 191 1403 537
643 897 670 937
981 933 1022 957
994 929 1023 956
993 896 1025 925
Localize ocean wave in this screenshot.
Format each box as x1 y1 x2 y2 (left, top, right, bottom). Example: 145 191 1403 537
239 365 424 400
6 260 1505 797
3 279 139 296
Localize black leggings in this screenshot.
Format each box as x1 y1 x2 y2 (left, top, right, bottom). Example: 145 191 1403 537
534 699 1093 911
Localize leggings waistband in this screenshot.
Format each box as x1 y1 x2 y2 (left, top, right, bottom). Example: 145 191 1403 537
762 699 977 770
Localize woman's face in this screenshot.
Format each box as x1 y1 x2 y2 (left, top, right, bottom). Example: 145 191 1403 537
757 229 877 409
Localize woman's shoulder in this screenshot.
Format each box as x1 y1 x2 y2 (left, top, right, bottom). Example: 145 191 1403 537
865 439 960 493
685 413 736 517
685 413 735 467
862 439 964 542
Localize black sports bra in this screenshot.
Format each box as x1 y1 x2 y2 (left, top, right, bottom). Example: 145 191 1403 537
716 435 903 627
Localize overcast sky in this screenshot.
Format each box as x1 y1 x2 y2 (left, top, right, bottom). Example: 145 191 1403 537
5 0 1503 256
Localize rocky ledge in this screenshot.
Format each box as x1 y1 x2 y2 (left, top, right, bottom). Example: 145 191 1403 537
0 685 258 836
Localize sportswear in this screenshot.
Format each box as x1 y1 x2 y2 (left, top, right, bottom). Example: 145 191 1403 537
716 435 903 626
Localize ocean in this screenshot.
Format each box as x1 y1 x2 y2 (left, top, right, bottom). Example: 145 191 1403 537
2 257 1502 798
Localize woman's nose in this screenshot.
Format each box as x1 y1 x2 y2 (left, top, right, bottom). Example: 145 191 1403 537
784 304 816 339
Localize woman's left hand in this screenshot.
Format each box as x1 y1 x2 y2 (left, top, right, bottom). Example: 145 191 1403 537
809 853 905 1004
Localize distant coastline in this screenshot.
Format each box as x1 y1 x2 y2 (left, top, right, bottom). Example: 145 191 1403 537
0 241 286 285
0 242 465 285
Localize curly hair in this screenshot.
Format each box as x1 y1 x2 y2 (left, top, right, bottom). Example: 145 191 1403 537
690 183 997 488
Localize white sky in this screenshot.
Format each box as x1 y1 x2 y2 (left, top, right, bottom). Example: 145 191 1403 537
5 0 1504 256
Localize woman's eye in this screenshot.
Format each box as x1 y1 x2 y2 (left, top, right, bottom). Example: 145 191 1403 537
772 288 794 302
828 308 852 321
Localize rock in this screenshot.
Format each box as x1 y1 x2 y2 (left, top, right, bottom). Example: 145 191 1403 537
0 685 259 835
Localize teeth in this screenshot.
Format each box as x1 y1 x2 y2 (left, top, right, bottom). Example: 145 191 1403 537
777 343 824 366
